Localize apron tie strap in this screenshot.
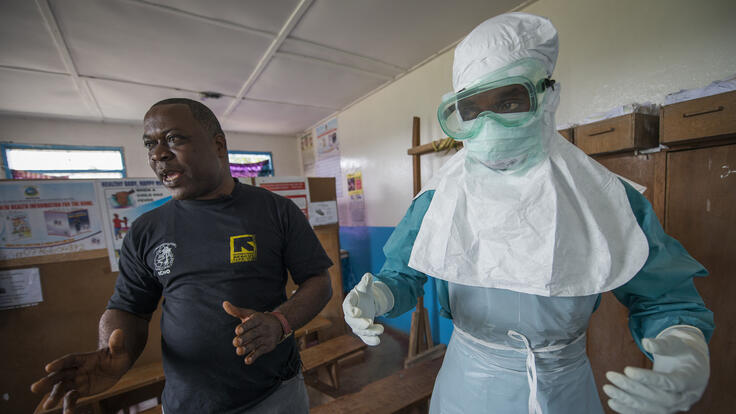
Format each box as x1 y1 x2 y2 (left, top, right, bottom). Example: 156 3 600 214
508 330 543 414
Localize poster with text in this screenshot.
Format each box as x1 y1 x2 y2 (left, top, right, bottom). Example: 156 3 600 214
315 118 339 160
0 181 104 262
97 179 171 272
300 131 315 169
255 176 310 219
346 171 366 226
0 267 43 310
346 171 363 196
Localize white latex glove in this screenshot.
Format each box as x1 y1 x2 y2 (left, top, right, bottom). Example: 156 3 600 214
603 325 710 414
342 273 394 346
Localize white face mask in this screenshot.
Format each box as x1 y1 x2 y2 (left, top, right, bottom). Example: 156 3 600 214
463 104 546 175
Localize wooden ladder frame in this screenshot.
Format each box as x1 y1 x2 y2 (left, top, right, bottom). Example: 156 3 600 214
404 116 457 367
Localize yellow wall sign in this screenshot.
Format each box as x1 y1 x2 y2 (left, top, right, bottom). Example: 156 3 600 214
230 234 257 263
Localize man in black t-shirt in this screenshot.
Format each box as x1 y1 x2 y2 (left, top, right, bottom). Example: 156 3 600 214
31 99 333 414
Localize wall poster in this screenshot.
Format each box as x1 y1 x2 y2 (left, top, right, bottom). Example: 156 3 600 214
96 179 171 272
346 170 366 226
0 180 104 262
255 176 310 218
300 131 315 170
315 118 339 160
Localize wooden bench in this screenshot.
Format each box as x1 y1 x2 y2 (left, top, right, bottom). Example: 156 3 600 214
301 334 366 389
140 404 162 414
34 362 164 414
310 355 444 414
295 314 333 349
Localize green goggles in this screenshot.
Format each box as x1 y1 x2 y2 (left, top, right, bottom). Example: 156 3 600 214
437 59 554 140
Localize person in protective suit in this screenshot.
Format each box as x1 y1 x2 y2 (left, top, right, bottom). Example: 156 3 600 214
343 12 714 414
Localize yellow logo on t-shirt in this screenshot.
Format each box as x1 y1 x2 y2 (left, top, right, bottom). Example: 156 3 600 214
230 234 257 263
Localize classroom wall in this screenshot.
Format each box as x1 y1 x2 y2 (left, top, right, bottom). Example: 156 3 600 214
334 0 736 339
0 114 301 178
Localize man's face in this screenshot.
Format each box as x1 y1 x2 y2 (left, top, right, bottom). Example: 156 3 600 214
457 84 531 121
143 104 227 200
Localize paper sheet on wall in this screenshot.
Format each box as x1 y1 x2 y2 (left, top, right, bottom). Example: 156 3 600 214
308 200 338 226
0 267 42 310
665 74 736 105
0 181 104 262
96 179 172 272
315 118 340 160
300 132 315 170
346 170 366 226
255 176 310 218
312 117 344 199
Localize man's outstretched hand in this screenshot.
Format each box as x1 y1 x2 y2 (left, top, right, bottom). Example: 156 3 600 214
222 301 284 365
30 329 132 414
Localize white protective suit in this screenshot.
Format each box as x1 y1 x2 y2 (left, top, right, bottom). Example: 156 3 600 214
343 12 712 414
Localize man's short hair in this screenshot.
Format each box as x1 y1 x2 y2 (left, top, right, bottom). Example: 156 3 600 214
150 98 224 139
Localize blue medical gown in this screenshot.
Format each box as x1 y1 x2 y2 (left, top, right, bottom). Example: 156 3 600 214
374 181 714 414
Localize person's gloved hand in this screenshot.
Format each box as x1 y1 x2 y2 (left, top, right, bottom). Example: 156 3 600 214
603 325 710 414
342 273 394 346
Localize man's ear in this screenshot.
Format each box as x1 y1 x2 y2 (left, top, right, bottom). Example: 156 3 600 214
214 133 228 157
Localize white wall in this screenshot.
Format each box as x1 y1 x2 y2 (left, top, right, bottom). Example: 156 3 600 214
526 0 736 126
0 114 300 178
333 0 736 227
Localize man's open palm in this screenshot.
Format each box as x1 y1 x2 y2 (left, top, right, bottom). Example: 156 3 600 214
31 329 132 413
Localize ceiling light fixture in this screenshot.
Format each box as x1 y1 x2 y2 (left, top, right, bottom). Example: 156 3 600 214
199 91 223 100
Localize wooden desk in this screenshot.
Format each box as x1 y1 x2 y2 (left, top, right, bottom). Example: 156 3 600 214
34 362 164 414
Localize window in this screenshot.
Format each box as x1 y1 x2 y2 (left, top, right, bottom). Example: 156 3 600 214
1 143 126 179
228 151 274 178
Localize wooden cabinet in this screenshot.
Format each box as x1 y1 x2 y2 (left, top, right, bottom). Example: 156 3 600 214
575 113 659 155
594 151 666 220
661 91 736 144
284 177 345 340
587 151 664 414
586 138 735 413
664 144 736 413
558 127 574 143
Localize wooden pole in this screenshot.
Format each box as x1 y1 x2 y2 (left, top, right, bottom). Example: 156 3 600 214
412 116 422 196
408 116 431 359
404 116 448 367
407 139 463 156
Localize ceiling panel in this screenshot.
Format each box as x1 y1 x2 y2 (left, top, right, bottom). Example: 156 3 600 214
224 99 335 135
0 0 530 134
0 0 66 73
280 37 404 79
146 0 301 34
290 0 525 69
0 68 93 118
246 53 387 109
88 78 235 123
50 0 273 95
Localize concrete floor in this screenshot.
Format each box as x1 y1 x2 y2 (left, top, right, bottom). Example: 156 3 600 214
306 326 409 407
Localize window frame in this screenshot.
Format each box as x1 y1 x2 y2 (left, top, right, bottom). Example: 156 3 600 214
227 150 275 177
1 142 127 179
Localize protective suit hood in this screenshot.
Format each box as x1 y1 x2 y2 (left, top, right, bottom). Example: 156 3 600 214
453 12 558 92
409 13 648 296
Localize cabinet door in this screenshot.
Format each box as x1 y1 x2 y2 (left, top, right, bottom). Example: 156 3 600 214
665 144 736 413
587 153 663 413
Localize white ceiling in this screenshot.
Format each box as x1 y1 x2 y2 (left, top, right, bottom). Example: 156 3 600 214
0 0 528 136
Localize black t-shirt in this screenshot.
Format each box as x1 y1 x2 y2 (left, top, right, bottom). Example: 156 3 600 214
107 182 333 413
